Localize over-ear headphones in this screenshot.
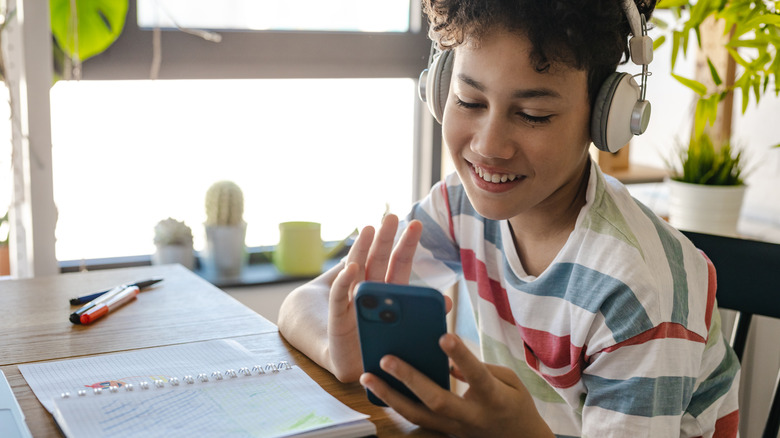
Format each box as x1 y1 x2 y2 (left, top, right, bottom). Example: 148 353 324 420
418 0 653 153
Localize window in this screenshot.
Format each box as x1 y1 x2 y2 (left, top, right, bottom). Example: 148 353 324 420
50 78 415 260
47 1 432 263
137 0 411 32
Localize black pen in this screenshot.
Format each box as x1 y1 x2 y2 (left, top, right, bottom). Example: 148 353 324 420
69 278 163 324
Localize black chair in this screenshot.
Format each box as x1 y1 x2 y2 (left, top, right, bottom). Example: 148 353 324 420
682 230 780 438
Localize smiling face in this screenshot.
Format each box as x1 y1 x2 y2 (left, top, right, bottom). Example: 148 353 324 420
442 28 592 226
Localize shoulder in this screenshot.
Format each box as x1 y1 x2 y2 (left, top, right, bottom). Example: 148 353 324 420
568 164 711 342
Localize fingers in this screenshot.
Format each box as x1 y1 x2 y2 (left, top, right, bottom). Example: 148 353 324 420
365 214 399 282
443 295 453 315
328 262 359 324
449 362 466 382
343 214 421 288
346 225 375 282
439 334 497 397
386 220 423 284
359 363 461 436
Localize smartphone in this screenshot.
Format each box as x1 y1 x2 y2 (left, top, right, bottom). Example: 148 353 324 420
355 281 450 406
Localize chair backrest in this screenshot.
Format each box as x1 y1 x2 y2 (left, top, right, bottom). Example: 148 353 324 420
682 230 780 438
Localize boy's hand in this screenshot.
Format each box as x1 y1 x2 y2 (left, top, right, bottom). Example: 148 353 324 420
359 333 554 438
326 214 425 382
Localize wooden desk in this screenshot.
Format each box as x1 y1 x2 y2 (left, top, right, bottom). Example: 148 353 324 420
605 163 668 185
0 265 441 437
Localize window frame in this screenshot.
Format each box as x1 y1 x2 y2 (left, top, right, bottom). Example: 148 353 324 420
81 1 431 81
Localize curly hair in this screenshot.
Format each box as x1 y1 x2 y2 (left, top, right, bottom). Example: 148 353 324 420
422 0 657 104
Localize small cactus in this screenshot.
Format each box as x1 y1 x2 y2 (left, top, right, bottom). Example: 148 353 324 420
205 181 244 226
153 218 193 246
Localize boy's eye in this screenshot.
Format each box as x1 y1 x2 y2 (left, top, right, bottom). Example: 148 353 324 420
455 97 553 125
454 98 483 109
518 113 552 125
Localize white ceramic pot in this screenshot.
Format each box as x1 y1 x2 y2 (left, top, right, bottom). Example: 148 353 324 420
204 223 247 277
667 179 746 237
152 244 195 270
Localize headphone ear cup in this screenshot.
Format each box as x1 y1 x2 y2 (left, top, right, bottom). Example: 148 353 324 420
591 72 640 153
425 50 454 124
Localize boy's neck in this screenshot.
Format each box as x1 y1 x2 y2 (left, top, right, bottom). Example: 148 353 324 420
507 161 590 277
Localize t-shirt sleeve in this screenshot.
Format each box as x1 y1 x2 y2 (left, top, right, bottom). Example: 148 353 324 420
398 178 462 292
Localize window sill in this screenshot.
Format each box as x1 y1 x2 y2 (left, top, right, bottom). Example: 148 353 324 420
58 242 350 288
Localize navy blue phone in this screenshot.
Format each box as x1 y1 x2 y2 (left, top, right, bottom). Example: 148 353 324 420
355 282 450 406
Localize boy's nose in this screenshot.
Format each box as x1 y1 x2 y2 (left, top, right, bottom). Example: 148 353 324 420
471 114 515 160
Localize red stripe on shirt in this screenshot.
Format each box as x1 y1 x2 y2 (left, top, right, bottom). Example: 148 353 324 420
440 183 456 242
692 409 739 438
597 321 706 355
712 409 739 438
519 325 585 370
521 339 586 389
700 250 717 333
461 249 515 325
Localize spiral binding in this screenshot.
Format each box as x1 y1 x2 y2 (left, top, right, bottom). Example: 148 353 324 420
59 361 292 399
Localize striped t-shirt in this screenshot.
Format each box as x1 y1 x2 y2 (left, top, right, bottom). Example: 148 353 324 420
401 161 740 437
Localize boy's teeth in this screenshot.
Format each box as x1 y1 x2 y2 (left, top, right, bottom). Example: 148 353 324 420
474 165 518 183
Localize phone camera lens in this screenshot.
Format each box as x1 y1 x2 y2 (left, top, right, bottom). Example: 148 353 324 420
360 295 379 309
379 310 397 323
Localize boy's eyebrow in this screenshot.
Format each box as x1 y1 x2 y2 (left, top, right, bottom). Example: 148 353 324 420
457 73 562 99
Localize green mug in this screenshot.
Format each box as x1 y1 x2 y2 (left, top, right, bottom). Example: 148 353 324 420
274 222 348 276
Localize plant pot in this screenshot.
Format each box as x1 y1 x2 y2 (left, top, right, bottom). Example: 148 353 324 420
667 179 746 237
152 244 195 270
204 223 247 277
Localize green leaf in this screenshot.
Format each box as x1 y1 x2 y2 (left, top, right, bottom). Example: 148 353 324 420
744 14 780 29
726 47 751 69
652 17 670 30
707 57 723 86
694 99 707 139
50 0 129 61
672 30 682 70
672 73 708 95
653 35 667 51
707 94 720 126
752 75 762 104
687 0 714 29
726 38 769 50
657 0 690 8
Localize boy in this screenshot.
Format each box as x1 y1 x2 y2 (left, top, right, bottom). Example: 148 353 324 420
278 0 740 436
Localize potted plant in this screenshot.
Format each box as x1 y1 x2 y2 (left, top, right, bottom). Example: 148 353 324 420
152 217 195 270
203 180 247 278
651 0 778 236
665 132 748 236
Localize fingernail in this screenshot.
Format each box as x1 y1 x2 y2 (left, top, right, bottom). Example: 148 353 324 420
380 356 395 372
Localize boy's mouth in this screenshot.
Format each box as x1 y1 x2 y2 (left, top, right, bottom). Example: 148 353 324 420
472 164 519 183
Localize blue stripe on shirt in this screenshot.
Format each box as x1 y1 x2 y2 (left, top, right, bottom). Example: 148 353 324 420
637 202 690 326
582 374 696 416
686 340 739 417
516 263 654 342
409 201 462 272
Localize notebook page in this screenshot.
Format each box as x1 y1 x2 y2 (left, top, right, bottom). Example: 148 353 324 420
20 340 276 412
52 366 371 438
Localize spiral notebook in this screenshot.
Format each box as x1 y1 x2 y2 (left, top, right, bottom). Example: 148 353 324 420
19 340 376 438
